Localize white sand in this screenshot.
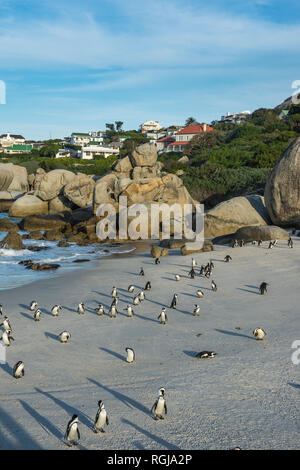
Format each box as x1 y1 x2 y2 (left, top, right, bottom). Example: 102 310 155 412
0 238 300 450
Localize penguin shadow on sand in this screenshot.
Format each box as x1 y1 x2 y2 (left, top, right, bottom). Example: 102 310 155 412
187 284 212 291
287 382 300 391
99 347 126 361
0 362 13 377
122 418 181 450
44 332 61 342
20 311 34 320
215 328 255 340
87 377 150 416
19 399 63 442
183 350 198 358
237 285 260 295
0 404 42 450
35 387 93 430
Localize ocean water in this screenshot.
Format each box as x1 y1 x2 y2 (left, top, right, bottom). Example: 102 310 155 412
0 213 135 291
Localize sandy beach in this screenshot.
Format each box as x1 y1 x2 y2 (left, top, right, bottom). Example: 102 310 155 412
0 237 300 450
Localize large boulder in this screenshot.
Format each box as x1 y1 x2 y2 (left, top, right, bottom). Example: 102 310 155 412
0 164 14 191
93 173 118 213
114 156 134 173
35 169 76 201
131 143 158 167
49 195 76 214
234 225 290 242
32 168 46 190
0 232 25 250
7 164 28 192
19 214 70 232
264 136 300 225
204 195 271 238
0 190 23 212
181 240 213 255
9 195 48 218
0 218 19 232
64 174 95 208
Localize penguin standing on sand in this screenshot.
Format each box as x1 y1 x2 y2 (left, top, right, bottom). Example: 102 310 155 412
288 237 293 248
0 316 12 332
30 300 38 311
138 290 145 302
145 281 151 291
196 289 204 298
268 241 274 249
124 305 134 317
0 304 2 316
111 286 117 298
211 280 217 292
239 240 245 247
13 361 24 379
175 274 180 281
258 240 263 246
77 302 85 314
232 239 238 248
58 331 71 343
109 304 117 318
188 268 196 279
51 305 62 317
192 258 197 268
259 282 268 295
94 401 109 434
170 294 178 309
224 255 232 263
64 415 80 447
133 295 140 306
128 285 135 293
151 388 167 420
95 304 104 316
34 309 42 321
155 258 160 265
1 330 14 347
193 305 200 316
126 347 135 363
139 267 145 276
158 307 168 324
253 327 266 340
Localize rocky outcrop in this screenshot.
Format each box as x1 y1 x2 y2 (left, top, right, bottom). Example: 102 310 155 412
0 232 25 250
204 195 271 238
49 195 76 214
0 190 23 212
131 143 158 167
181 240 213 255
35 169 76 201
7 164 28 192
0 218 19 232
19 214 70 232
234 225 290 241
264 136 300 225
64 174 95 208
9 195 49 218
0 164 14 191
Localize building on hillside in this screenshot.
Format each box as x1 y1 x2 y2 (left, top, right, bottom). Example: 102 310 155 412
140 121 163 134
212 111 251 125
279 109 289 119
3 144 36 154
70 131 105 146
167 123 213 152
0 133 25 147
55 149 72 159
146 131 166 142
155 136 175 153
80 145 119 160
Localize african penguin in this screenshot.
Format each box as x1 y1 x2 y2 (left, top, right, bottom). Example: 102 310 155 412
0 304 2 316
133 295 140 306
2 330 14 347
109 304 117 318
196 351 217 359
224 255 232 263
51 305 62 317
170 294 178 309
155 258 160 265
29 300 38 311
58 331 71 343
0 316 12 332
196 290 204 298
34 309 42 322
145 281 151 290
253 327 266 340
77 302 85 314
189 268 195 279
175 274 180 281
126 347 135 363
211 280 217 292
139 267 145 276
138 290 145 302
124 305 134 317
128 285 135 293
158 307 168 324
288 237 293 248
13 361 24 379
193 305 200 316
259 282 268 295
151 389 167 420
96 304 104 316
94 401 109 434
64 415 80 447
111 286 117 298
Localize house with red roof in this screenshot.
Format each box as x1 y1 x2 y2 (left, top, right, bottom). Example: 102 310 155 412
155 135 176 152
167 123 213 152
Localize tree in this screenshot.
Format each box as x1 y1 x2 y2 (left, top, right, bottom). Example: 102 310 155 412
115 121 124 132
105 123 115 132
185 117 198 126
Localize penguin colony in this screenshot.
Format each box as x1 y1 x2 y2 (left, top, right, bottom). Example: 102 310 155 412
0 234 296 449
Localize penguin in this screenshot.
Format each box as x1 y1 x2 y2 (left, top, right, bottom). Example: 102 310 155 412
58 331 71 343
77 302 85 314
188 268 195 279
151 388 167 420
232 239 238 248
196 290 204 298
158 307 168 324
95 304 104 316
193 305 200 316
29 300 38 311
258 240 263 246
51 305 62 317
133 295 140 306
94 401 109 434
268 241 273 249
209 260 214 270
252 241 257 245
138 290 145 302
196 351 217 359
170 294 178 309
111 286 117 298
273 239 278 246
145 281 151 291
0 316 12 332
1 329 14 347
124 305 134 317
288 237 293 248
13 361 24 379
239 239 245 247
126 347 135 363
253 327 266 340
0 304 2 316
191 258 197 268
128 285 135 293
111 297 118 307
139 267 145 276
109 304 117 318
34 309 42 322
64 415 80 447
211 280 217 292
224 255 232 263
259 282 268 295
205 269 211 279
175 274 180 281
155 258 160 265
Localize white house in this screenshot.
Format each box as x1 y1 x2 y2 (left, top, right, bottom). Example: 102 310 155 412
71 131 105 146
167 123 213 152
140 121 163 134
80 145 119 160
0 133 25 147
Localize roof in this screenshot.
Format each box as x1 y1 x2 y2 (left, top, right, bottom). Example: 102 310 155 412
157 136 175 143
167 141 189 146
176 124 213 135
72 132 90 137
6 144 33 151
0 134 25 139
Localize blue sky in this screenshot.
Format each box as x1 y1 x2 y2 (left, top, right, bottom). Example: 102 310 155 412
0 0 299 140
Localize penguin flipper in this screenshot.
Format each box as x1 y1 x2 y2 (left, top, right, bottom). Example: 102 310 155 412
77 428 80 440
164 403 167 414
151 400 158 414
106 416 109 425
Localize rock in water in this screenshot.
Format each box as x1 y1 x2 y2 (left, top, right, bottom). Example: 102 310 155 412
0 232 25 250
264 136 300 225
9 195 48 217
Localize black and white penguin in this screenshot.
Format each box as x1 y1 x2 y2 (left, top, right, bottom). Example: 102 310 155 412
258 240 263 246
155 258 160 265
151 388 167 420
1 329 14 347
95 304 104 316
0 316 12 332
211 280 217 292
196 351 217 359
29 300 38 311
145 281 151 290
196 289 204 298
13 361 24 378
232 239 238 248
288 237 293 248
193 305 200 316
259 282 268 295
133 295 140 306
209 260 214 270
58 331 71 343
109 304 117 318
175 274 180 281
170 294 178 309
224 255 232 263
77 302 85 314
239 239 245 247
126 347 135 363
64 415 80 447
51 305 62 317
111 297 118 307
158 307 168 324
111 286 117 298
138 290 145 302
192 258 197 268
268 241 273 249
253 327 266 340
188 268 196 279
128 285 135 293
94 401 109 433
124 305 134 317
34 309 42 321
0 304 2 316
139 267 145 276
